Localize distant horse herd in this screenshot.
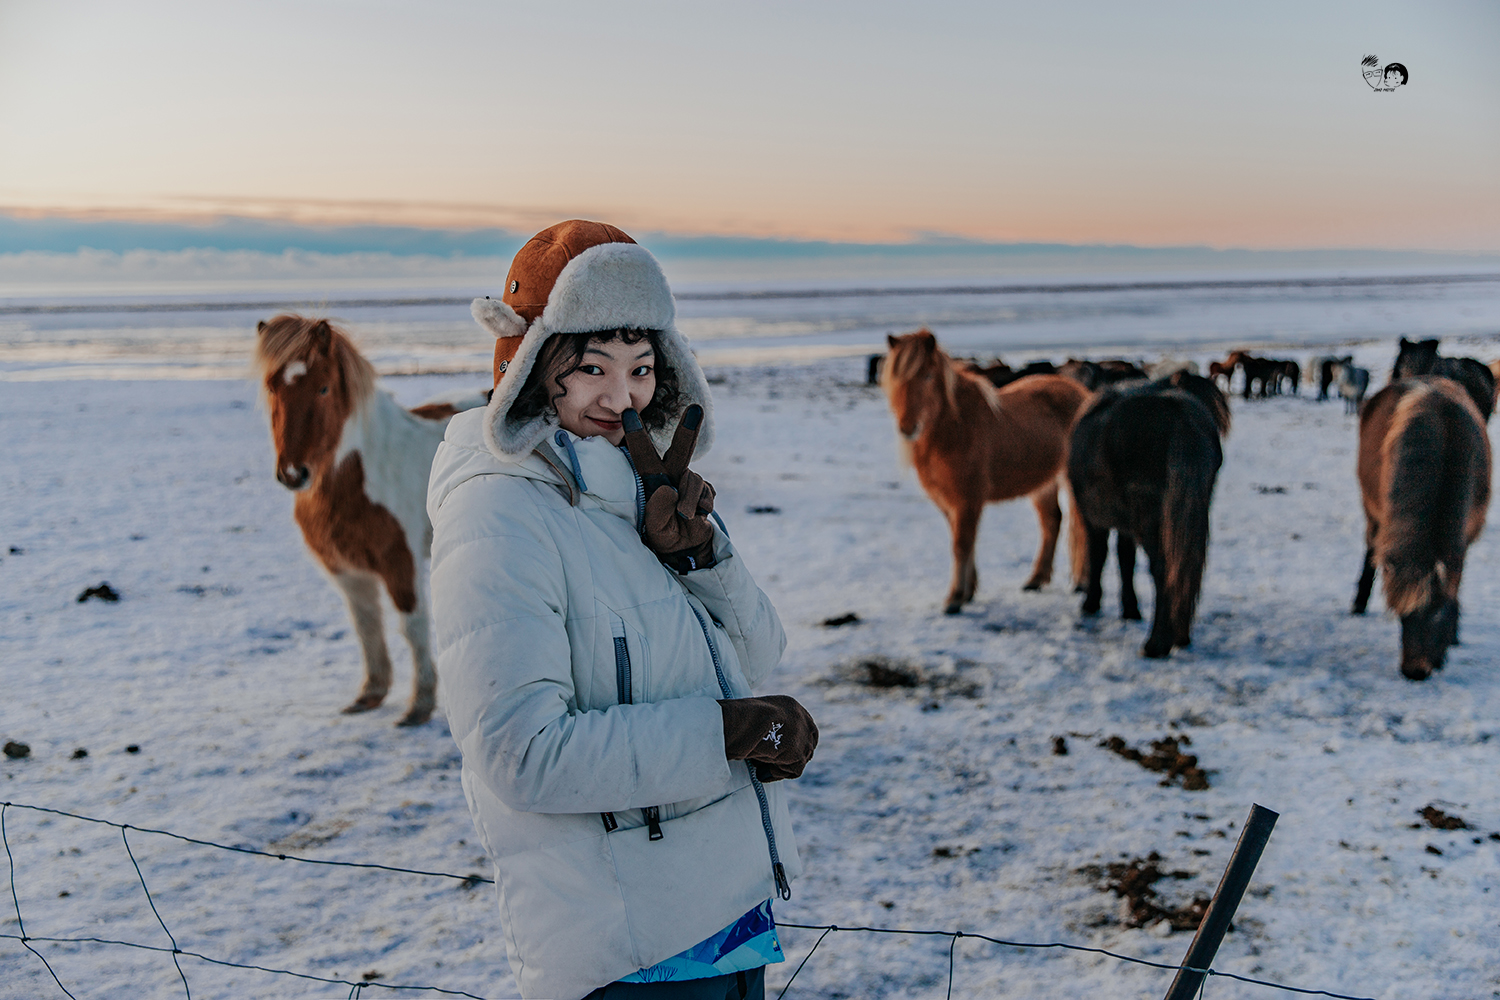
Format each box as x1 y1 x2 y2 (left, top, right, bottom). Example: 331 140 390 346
250 313 1497 727
878 332 1497 679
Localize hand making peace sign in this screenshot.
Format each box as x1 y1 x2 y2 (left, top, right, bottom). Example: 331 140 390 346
622 404 718 573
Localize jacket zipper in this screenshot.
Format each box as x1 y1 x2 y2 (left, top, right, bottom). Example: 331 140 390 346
603 612 665 840
689 603 791 901
602 614 631 835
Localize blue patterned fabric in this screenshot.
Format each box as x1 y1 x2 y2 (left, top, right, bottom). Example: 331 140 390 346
618 900 782 983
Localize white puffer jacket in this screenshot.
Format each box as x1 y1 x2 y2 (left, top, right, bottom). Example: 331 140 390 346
427 410 799 1000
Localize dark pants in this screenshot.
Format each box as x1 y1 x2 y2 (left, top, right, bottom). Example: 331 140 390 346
583 965 764 1000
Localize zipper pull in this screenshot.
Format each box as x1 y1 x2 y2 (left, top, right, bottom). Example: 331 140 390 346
601 812 618 833
774 862 791 901
645 805 664 841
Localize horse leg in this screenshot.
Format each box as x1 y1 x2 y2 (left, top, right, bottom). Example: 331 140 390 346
1116 532 1142 620
1080 527 1109 616
1141 542 1175 658
333 571 392 713
396 602 437 727
944 505 983 614
1024 482 1063 591
1352 519 1378 614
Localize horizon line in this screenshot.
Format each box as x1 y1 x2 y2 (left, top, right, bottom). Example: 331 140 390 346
4 209 1500 259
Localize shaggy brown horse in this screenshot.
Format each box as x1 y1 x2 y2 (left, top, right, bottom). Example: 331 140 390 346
882 329 1090 613
1069 372 1231 658
1352 377 1490 679
256 315 488 724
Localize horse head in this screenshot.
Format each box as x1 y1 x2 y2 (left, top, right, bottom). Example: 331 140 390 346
882 329 952 441
255 314 374 491
1400 590 1459 681
1393 338 1440 379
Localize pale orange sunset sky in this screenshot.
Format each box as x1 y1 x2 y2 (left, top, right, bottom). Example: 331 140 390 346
1 0 1497 250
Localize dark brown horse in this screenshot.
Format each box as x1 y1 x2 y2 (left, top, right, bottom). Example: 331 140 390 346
1352 377 1490 679
1391 337 1496 421
1068 372 1231 658
1058 358 1149 390
882 329 1090 613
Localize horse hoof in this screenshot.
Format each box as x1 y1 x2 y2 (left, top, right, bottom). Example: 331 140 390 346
1022 581 1044 592
341 694 386 714
1141 641 1172 659
1122 608 1142 621
1080 604 1101 617
396 708 432 727
943 601 964 615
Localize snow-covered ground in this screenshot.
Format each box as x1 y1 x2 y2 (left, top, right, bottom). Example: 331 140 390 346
3 341 1500 999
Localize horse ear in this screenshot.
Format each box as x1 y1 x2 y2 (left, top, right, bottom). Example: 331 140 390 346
311 319 332 352
887 334 899 348
257 320 268 335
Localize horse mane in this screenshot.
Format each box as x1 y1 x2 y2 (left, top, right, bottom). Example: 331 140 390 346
1165 371 1232 437
254 314 377 407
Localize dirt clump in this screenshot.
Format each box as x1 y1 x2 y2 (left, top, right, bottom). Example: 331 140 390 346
863 659 920 688
1087 852 1209 932
1101 734 1210 790
77 582 120 603
1419 805 1469 830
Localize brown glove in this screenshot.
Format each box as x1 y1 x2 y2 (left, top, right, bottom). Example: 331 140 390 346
623 406 718 573
719 695 819 781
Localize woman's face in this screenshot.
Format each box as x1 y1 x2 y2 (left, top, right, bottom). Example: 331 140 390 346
554 337 657 445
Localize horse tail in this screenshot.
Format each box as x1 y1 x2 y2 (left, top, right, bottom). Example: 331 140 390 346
1379 387 1487 615
1161 402 1220 639
1066 474 1089 588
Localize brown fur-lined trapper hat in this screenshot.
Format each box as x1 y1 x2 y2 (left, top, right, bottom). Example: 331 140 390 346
472 219 714 461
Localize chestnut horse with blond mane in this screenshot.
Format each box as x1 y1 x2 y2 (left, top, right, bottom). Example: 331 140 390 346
1352 376 1489 679
255 314 488 725
882 329 1091 614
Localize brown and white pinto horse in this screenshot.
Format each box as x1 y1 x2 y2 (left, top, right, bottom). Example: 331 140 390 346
882 329 1091 614
1352 377 1489 679
255 314 488 725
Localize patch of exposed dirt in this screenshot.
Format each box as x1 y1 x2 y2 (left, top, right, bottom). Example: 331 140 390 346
1100 735 1210 790
1419 805 1469 830
268 819 352 852
1081 852 1210 932
77 582 120 603
824 656 983 700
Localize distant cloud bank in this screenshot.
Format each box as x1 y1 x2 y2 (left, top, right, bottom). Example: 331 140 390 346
2 212 1498 296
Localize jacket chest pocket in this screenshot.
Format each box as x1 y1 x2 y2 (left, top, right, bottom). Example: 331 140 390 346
603 609 651 707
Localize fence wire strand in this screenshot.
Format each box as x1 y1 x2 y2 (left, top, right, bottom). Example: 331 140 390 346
121 824 192 999
2 799 1381 1000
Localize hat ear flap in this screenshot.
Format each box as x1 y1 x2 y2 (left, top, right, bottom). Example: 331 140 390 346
472 297 527 340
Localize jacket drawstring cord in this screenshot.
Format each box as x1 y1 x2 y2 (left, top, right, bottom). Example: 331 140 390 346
554 429 589 495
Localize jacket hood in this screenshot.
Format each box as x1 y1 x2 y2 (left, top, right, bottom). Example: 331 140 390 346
470 221 715 463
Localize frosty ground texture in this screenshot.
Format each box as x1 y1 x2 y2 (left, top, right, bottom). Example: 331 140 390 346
3 349 1499 999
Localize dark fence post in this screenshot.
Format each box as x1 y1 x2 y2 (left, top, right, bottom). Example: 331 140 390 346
1162 803 1280 1000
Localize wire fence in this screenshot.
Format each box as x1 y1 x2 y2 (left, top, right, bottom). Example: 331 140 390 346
2 799 1379 1000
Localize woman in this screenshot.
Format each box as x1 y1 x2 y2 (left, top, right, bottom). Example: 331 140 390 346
427 221 818 1000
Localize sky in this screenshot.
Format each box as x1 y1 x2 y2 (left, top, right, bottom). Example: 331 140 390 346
1 0 1498 252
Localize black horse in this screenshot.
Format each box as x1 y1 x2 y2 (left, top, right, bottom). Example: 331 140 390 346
1392 338 1495 421
1068 372 1231 658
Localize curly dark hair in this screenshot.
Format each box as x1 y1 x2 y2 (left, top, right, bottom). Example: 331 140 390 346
509 328 683 431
